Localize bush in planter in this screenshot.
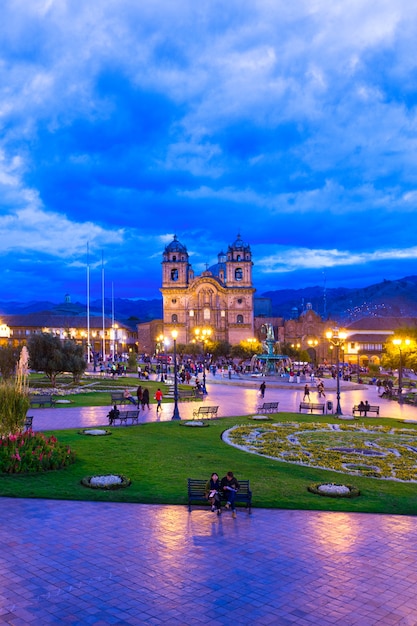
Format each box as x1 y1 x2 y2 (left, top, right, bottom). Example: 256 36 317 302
0 431 76 473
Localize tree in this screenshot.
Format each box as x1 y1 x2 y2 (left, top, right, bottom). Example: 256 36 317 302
0 345 21 380
62 339 86 383
28 333 86 385
209 340 231 360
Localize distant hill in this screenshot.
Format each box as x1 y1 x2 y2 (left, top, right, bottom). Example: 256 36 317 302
2 276 417 323
262 276 417 321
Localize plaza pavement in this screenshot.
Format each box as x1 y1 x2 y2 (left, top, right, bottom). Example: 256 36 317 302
2 378 417 625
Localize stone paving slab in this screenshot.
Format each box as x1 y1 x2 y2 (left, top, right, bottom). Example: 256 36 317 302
1 499 417 625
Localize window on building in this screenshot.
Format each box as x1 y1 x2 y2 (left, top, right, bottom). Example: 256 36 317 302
237 314 243 324
171 268 178 281
203 308 210 320
172 314 178 323
189 309 194 316
172 299 177 304
235 268 243 281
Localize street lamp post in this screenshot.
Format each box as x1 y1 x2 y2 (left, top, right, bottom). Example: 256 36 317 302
393 338 410 402
326 328 347 416
194 327 212 394
171 330 181 420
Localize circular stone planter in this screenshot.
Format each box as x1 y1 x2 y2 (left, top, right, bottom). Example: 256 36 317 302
308 483 360 498
78 429 112 436
81 474 131 489
250 415 272 421
182 420 209 427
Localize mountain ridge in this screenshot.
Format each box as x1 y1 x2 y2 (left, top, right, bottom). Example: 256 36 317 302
1 276 417 323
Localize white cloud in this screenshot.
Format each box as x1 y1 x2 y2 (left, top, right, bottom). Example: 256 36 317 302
257 246 417 273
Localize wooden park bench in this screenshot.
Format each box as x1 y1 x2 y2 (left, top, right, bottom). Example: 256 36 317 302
187 478 252 513
192 405 219 419
24 416 34 430
108 410 140 426
352 405 380 417
178 389 197 402
29 394 56 408
256 401 279 414
299 401 325 414
110 391 130 406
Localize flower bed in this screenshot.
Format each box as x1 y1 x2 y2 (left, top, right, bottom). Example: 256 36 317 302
0 431 75 474
308 483 360 498
78 429 112 436
81 474 131 489
224 422 417 482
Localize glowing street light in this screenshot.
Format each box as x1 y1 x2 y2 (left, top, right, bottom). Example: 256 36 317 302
326 328 347 416
392 338 410 402
194 327 212 393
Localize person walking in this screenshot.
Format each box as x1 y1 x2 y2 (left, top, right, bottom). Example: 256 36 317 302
259 381 266 399
317 381 326 398
155 388 163 412
141 388 150 410
303 384 310 401
136 385 143 406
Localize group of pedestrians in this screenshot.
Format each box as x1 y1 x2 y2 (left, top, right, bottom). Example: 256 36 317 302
302 380 326 401
205 471 240 518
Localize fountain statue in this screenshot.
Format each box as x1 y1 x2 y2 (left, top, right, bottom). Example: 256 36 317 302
252 323 291 375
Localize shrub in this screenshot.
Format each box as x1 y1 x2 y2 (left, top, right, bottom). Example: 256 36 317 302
0 431 76 474
0 380 30 436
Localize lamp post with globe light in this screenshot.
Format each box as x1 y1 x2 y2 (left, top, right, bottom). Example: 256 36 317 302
392 338 410 402
194 327 212 393
326 328 347 416
171 329 181 420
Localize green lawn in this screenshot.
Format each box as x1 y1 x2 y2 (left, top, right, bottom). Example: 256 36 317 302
2 413 417 515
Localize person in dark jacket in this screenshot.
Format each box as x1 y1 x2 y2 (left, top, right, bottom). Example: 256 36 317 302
220 471 240 518
205 472 221 515
141 388 150 410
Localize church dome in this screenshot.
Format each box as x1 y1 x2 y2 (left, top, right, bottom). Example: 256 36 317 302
228 233 250 252
164 235 187 254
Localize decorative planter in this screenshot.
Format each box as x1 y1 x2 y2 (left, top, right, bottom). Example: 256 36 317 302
308 483 360 498
81 474 131 489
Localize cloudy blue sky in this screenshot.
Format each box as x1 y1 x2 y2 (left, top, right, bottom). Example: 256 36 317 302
1 0 417 304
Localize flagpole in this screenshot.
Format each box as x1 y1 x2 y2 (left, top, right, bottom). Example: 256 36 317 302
102 252 106 361
87 243 91 364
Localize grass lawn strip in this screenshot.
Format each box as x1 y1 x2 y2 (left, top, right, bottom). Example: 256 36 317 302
1 414 417 515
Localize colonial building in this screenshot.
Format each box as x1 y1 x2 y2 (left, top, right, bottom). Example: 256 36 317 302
343 317 417 367
0 313 137 358
160 234 255 345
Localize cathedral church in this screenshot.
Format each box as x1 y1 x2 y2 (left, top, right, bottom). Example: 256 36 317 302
160 234 255 345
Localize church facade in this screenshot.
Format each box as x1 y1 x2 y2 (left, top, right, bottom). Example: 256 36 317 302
160 234 255 345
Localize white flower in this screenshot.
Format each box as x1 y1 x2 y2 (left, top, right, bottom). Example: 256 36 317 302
89 475 122 487
318 484 350 496
83 429 107 436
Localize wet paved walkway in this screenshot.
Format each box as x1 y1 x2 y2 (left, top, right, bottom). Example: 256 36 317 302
2 499 417 625
28 376 417 430
4 379 417 624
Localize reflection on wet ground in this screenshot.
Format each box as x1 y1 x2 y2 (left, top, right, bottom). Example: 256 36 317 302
2 499 417 625
31 375 417 431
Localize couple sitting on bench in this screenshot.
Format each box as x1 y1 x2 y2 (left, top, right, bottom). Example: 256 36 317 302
205 471 240 518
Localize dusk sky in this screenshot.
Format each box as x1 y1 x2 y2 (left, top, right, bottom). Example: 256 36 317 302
2 1 417 304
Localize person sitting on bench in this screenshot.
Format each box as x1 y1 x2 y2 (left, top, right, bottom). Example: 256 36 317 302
205 472 221 515
220 471 240 518
108 405 120 423
124 388 137 405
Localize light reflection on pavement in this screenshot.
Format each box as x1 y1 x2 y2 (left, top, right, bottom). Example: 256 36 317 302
30 375 417 431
